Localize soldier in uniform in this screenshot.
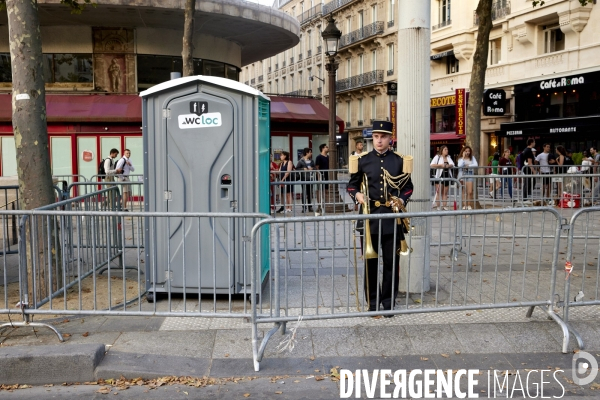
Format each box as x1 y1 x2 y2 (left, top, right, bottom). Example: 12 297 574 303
347 121 413 316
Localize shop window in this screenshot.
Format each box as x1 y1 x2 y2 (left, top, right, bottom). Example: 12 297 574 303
543 25 564 54
489 38 501 65
446 56 459 74
432 107 456 133
43 54 93 83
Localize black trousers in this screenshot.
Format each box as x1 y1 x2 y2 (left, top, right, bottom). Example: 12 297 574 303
523 167 533 200
302 183 312 207
361 233 400 311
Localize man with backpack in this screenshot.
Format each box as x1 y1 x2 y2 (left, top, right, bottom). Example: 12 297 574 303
116 149 135 211
99 148 122 182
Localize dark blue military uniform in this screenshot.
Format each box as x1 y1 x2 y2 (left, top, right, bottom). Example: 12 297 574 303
347 126 413 313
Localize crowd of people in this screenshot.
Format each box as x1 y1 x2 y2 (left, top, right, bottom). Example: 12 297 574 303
430 141 600 209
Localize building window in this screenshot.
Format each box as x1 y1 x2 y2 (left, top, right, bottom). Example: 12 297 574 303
543 25 565 54
275 80 279 93
346 17 351 34
371 96 376 121
371 4 377 23
346 101 351 122
43 54 93 83
298 71 303 90
358 11 364 28
439 0 451 25
0 53 10 82
446 56 459 74
388 0 394 23
387 43 394 71
489 38 502 65
371 50 376 71
358 98 363 121
346 59 351 78
359 54 364 74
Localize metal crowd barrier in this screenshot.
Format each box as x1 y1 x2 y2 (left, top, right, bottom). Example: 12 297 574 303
1 206 271 341
249 206 581 370
563 206 600 323
0 186 19 256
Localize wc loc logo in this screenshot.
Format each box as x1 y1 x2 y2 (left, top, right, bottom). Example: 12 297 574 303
178 112 222 129
190 101 208 115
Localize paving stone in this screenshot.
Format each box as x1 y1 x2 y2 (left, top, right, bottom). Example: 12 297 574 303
111 331 215 358
451 323 515 353
404 324 464 355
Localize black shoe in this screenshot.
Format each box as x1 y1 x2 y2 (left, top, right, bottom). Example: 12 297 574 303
308 207 314 212
276 207 284 213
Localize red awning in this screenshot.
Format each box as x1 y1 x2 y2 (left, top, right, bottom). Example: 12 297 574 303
430 132 465 141
0 94 142 123
269 96 344 134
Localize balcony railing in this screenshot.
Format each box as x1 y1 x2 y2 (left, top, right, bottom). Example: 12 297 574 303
308 89 312 96
258 75 263 82
251 78 256 85
358 120 364 126
317 46 322 54
318 87 322 94
299 53 303 61
387 69 394 76
275 63 279 69
268 67 272 73
432 19 452 31
298 3 322 25
346 121 351 128
339 21 384 48
473 1 511 25
323 0 356 15
307 49 312 57
388 20 394 28
283 61 286 67
370 118 375 125
290 57 294 64
335 70 384 92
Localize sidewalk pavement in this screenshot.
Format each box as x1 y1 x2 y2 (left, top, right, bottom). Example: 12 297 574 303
2 305 600 398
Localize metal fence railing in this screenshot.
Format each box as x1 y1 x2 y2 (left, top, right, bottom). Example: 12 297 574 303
249 206 585 370
563 206 600 322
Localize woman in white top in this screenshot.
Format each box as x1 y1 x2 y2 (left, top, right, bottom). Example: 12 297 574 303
430 145 455 210
457 146 478 210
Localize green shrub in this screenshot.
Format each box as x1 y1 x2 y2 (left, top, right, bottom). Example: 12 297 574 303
572 152 583 165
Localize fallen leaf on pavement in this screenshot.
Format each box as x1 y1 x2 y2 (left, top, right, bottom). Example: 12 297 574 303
82 332 89 337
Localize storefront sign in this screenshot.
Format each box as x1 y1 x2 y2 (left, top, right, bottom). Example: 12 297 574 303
483 89 506 116
540 76 584 90
506 130 523 136
455 89 466 135
362 128 372 138
82 150 94 162
549 127 576 133
430 94 456 108
390 101 396 142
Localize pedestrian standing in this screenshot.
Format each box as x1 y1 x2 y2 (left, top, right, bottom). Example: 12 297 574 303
277 151 294 213
430 145 454 210
521 139 536 205
296 148 314 212
115 149 135 211
498 149 514 202
535 144 552 205
315 144 329 214
457 146 478 209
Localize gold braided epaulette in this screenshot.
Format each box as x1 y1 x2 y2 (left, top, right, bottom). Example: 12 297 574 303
394 152 413 174
349 151 367 173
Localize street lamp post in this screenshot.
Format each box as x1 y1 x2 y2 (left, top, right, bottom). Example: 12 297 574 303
321 14 341 173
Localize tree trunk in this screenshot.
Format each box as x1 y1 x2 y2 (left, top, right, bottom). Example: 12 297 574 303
7 0 59 302
182 0 196 77
466 0 493 208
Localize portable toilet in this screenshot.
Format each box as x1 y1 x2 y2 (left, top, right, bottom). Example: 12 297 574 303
140 76 271 299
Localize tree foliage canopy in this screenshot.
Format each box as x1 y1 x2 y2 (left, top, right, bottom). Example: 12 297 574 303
0 0 96 13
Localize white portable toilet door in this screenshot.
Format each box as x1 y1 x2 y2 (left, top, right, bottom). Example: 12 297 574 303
164 93 235 290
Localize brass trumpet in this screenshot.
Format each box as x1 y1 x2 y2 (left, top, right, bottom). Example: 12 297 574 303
390 196 412 256
360 174 378 259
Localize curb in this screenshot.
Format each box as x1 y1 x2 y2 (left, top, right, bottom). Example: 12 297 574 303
0 343 105 385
